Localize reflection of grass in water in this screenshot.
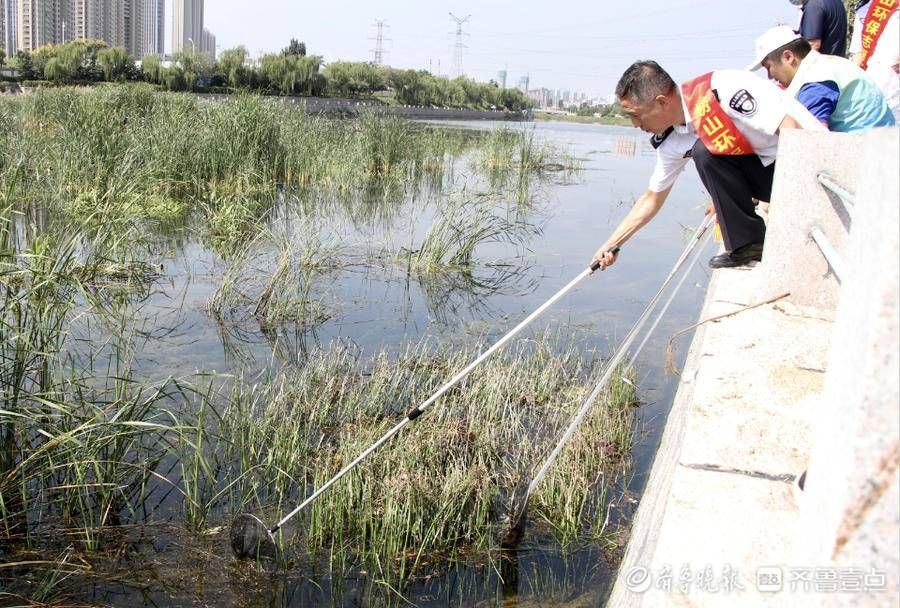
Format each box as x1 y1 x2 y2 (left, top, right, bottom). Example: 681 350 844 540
208 224 343 331
398 196 539 273
474 127 583 205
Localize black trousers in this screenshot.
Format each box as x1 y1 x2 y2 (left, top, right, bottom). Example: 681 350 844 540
691 139 774 252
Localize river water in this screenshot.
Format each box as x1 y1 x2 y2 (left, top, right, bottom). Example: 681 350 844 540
66 119 715 607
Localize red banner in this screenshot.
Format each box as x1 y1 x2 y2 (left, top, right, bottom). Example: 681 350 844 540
681 73 754 156
859 0 898 70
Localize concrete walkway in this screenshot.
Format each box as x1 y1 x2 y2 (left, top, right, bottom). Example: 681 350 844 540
609 261 833 606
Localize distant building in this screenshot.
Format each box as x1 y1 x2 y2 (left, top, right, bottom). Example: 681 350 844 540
517 74 529 93
125 0 164 58
144 0 163 57
526 87 552 108
496 69 507 88
17 0 56 50
9 0 162 57
172 0 201 54
4 0 15 58
201 26 214 58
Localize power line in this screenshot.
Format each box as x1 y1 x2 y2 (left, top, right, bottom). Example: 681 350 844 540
449 12 471 78
370 19 390 66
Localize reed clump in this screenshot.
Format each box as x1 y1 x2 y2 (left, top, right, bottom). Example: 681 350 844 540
0 86 499 253
184 332 636 580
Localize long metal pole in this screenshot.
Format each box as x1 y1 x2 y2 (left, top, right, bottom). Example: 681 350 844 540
629 228 714 367
272 256 614 532
520 215 713 504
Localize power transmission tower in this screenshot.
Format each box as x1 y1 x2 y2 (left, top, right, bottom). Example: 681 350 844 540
449 13 470 78
370 19 390 66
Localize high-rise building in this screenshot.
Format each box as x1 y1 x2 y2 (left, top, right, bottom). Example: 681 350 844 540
0 1 5 59
13 0 160 56
517 74 529 93
3 0 14 58
17 0 57 50
200 27 214 58
74 0 100 41
172 0 203 54
140 0 163 57
496 69 507 89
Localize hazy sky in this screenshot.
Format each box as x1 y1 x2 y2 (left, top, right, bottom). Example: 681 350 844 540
186 0 801 97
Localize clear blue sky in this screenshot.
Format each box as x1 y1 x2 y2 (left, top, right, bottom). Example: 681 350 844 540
186 0 801 97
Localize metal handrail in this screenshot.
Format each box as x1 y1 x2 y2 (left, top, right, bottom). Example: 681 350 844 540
810 225 845 283
816 172 855 217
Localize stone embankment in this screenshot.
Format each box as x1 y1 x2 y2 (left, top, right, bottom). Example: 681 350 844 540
608 128 899 607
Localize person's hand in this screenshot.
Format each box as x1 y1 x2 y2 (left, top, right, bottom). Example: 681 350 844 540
591 246 619 271
705 203 715 216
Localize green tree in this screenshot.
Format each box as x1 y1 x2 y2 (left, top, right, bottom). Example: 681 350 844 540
12 50 35 79
323 61 385 97
141 54 162 84
217 46 248 89
260 53 322 95
282 39 306 57
98 47 130 81
173 49 215 90
0 49 6 68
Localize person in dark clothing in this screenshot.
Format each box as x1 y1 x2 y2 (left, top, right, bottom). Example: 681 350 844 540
793 0 849 56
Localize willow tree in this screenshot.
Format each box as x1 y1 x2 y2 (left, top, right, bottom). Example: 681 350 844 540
260 53 323 95
98 47 130 81
217 46 248 89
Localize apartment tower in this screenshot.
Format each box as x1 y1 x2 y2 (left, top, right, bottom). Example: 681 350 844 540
172 0 202 54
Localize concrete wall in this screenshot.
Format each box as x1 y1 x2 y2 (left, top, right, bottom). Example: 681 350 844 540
796 127 899 607
762 130 862 318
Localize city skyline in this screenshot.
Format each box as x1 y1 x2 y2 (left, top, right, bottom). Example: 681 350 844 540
7 0 165 58
200 0 802 98
2 1 804 98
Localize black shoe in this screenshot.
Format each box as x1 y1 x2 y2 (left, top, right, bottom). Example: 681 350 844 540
708 242 763 269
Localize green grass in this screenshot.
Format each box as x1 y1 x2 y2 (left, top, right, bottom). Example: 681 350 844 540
534 111 632 126
0 86 484 254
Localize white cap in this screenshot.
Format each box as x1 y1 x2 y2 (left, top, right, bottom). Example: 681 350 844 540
747 25 801 71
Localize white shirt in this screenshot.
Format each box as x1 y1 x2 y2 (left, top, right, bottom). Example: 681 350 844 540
647 70 825 193
850 1 900 121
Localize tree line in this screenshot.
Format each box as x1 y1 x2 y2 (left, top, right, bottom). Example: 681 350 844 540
0 39 532 112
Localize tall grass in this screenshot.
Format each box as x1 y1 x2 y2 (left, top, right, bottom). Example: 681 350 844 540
1 86 576 254
167 332 635 584
1 87 496 254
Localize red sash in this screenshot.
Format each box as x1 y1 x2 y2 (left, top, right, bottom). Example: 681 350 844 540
681 73 754 156
859 0 898 70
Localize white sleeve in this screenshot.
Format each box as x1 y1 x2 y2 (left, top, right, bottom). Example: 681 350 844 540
850 9 864 54
648 147 690 193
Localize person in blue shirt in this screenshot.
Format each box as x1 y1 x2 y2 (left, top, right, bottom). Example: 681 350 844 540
789 0 848 56
750 25 895 131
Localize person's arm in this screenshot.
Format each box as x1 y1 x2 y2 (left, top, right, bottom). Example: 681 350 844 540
796 81 840 125
777 114 803 132
592 187 673 270
799 4 827 53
